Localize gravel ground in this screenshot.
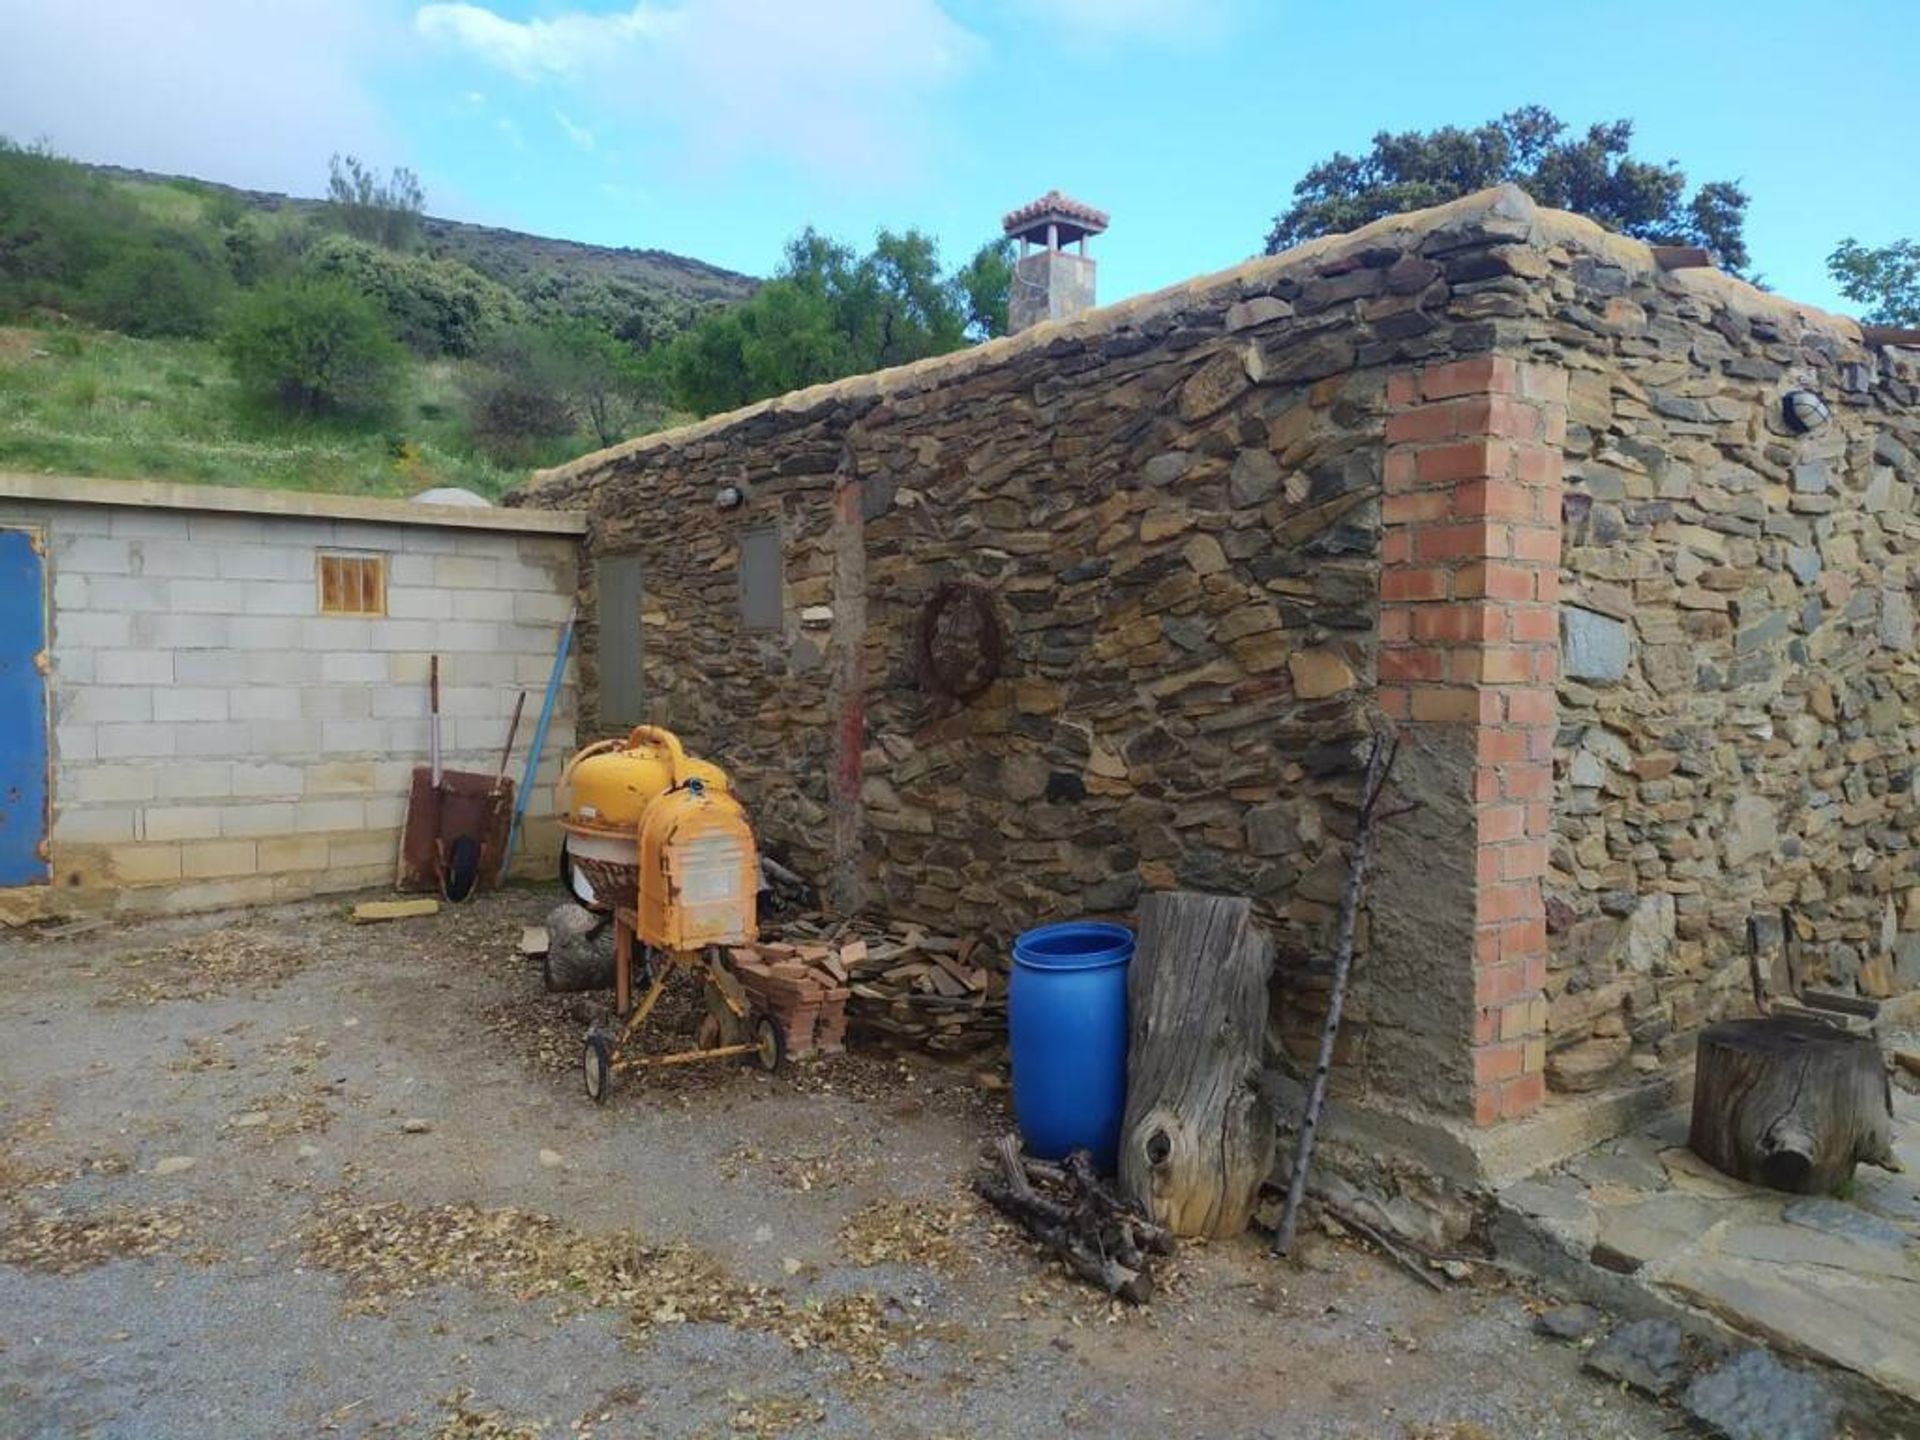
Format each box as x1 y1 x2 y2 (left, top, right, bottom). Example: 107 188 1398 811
0 890 1671 1440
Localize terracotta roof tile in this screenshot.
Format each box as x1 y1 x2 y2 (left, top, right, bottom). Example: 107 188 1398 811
1002 190 1109 237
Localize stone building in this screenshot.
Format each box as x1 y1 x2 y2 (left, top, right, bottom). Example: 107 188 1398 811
513 185 1920 1185
0 474 583 920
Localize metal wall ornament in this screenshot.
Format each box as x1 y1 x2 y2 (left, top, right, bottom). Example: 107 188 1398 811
914 579 1006 704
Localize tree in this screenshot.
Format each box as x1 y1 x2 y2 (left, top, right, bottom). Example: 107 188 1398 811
653 225 1000 415
301 233 521 356
325 154 426 252
952 238 1014 341
544 317 658 447
222 276 407 420
1264 106 1750 275
1829 238 1920 327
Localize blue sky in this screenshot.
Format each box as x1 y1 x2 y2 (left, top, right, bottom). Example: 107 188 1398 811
5 1 1917 313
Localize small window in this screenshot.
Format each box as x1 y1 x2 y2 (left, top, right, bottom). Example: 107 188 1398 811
318 552 386 616
738 527 782 632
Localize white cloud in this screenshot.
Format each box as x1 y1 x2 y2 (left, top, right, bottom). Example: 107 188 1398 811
554 111 597 152
416 3 679 84
1009 0 1235 43
0 0 393 192
415 0 982 180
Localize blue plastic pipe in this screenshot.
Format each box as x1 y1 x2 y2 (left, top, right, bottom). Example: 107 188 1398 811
499 609 574 884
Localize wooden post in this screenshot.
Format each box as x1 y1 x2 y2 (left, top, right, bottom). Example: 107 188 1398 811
1275 735 1401 1256
1118 891 1275 1239
1689 1016 1897 1194
614 908 635 1017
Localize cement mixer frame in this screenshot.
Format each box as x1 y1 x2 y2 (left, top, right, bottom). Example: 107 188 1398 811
580 907 784 1101
576 757 783 1101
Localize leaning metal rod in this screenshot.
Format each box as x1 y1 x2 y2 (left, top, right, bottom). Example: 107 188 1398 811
499 609 574 883
1275 733 1400 1257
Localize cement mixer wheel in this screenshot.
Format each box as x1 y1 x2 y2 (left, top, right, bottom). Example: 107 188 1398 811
582 1031 613 1104
750 1015 785 1074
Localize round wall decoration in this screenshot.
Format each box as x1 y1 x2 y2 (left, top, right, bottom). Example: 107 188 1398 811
914 579 1005 703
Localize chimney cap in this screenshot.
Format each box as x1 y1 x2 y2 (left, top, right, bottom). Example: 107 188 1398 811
1002 190 1108 244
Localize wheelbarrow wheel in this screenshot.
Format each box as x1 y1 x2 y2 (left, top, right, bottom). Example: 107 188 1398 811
582 1031 613 1103
750 1015 786 1074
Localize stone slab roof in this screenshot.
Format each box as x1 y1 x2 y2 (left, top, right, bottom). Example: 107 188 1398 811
519 184 1879 500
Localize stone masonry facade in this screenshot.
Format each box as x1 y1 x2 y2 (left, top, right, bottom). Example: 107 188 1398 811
518 186 1920 1153
0 480 581 919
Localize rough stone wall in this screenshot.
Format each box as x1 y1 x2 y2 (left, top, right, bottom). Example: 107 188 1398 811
517 187 1594 1123
1528 251 1920 1097
0 496 578 918
564 421 844 885
532 306 1389 966
523 187 1920 1141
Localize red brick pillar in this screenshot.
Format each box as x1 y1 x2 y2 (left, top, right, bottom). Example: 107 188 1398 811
1378 355 1567 1126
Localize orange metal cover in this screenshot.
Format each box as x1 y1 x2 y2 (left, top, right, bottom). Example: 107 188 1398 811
636 785 758 951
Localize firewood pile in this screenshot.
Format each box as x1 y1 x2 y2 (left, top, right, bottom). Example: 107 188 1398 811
975 1134 1174 1304
774 918 1005 1054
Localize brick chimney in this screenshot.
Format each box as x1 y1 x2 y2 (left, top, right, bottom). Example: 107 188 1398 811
1002 190 1108 333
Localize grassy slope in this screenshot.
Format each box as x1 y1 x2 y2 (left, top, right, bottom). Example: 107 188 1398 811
0 164 749 499
0 325 527 500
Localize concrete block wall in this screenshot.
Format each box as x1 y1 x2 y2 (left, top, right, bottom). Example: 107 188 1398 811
0 493 580 918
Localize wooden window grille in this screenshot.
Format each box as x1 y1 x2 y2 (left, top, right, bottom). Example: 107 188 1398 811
317 553 386 616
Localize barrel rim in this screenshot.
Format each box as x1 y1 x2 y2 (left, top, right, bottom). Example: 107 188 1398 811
1012 920 1135 971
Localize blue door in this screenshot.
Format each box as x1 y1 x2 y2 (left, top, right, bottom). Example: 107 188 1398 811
0 528 49 886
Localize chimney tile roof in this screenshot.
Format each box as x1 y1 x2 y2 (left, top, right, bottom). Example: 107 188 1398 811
1002 190 1109 238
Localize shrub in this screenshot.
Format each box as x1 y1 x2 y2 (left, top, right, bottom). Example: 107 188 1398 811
87 240 228 338
302 233 521 357
461 324 577 463
222 276 407 420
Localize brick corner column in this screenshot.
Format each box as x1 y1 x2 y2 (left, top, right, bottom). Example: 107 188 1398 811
1379 354 1568 1127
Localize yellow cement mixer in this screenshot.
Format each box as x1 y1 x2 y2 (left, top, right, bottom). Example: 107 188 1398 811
556 725 729 911
558 727 776 1098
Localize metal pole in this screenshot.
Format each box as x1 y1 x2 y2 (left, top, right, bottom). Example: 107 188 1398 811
499 610 574 884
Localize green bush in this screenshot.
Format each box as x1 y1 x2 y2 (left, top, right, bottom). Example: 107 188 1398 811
221 276 407 420
302 233 522 357
87 240 228 338
461 323 577 463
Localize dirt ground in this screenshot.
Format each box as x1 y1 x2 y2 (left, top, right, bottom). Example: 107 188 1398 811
0 890 1670 1440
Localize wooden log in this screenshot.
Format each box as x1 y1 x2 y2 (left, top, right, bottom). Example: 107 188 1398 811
1118 891 1275 1239
1689 1016 1897 1194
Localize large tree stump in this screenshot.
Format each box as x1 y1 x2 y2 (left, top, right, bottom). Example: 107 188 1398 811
1119 892 1275 1239
1689 1016 1896 1194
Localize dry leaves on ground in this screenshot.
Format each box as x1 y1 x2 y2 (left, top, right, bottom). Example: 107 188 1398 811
837 1198 971 1272
0 1205 185 1274
722 1136 876 1195
223 1088 336 1141
299 1198 920 1382
104 928 308 1006
432 1389 547 1440
168 1036 236 1073
701 1392 828 1439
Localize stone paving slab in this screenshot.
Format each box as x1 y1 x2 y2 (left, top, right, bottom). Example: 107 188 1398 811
1495 1079 1920 1420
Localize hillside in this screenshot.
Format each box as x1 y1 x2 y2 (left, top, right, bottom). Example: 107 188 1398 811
93 163 752 301
0 149 754 498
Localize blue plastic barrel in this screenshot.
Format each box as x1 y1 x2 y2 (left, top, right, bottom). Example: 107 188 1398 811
1009 921 1136 1173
